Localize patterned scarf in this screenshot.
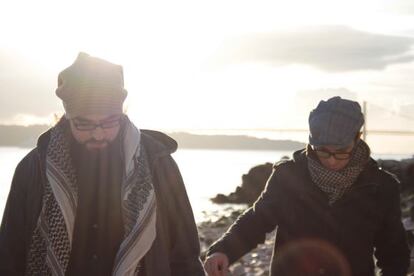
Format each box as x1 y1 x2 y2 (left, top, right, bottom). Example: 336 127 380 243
25 119 156 276
307 140 370 204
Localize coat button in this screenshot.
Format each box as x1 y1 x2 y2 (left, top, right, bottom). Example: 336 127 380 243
92 223 98 229
92 254 98 261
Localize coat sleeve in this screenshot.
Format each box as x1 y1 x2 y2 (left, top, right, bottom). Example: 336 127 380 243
155 155 205 276
207 164 284 264
374 173 410 276
0 150 39 276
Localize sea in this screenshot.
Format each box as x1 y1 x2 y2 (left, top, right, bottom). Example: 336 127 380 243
0 147 412 223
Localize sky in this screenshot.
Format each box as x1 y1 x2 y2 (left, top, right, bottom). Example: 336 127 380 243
1 0 414 153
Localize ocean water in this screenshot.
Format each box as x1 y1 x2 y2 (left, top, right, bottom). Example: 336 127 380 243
0 147 411 223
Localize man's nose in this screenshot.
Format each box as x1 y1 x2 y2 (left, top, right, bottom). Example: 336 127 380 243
326 156 337 165
91 127 105 140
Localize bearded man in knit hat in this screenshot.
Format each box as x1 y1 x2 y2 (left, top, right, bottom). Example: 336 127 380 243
0 53 205 276
204 96 410 276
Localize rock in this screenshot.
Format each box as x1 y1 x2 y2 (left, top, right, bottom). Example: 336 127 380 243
211 163 273 205
198 206 276 276
210 194 226 204
230 264 246 276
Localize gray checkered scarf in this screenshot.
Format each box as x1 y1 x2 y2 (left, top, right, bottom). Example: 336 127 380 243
25 118 157 276
307 140 370 204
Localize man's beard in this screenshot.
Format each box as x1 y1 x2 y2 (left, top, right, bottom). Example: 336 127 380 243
69 134 123 176
75 131 123 153
83 139 111 152
69 131 122 158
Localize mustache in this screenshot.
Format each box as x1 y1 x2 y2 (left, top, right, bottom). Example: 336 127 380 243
85 139 109 145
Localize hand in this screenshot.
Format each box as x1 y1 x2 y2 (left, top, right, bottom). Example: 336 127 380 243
204 252 230 276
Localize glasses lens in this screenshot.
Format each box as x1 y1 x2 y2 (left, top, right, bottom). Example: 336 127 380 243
101 118 121 129
75 123 96 131
315 150 331 159
334 153 352 160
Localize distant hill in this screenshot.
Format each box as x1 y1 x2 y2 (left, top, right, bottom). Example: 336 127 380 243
0 125 50 148
168 132 305 151
0 125 306 151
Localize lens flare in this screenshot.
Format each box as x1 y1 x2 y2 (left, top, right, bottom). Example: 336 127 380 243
273 239 351 276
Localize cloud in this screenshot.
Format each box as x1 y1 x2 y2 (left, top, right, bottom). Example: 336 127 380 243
264 88 360 128
398 104 414 122
0 50 60 122
380 1 414 15
296 88 358 103
212 26 414 72
294 88 358 118
293 88 414 130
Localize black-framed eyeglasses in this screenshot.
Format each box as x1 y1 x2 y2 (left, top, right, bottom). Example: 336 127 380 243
72 116 124 131
314 149 353 160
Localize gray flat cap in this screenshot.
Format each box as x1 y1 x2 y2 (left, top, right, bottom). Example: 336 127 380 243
308 96 364 147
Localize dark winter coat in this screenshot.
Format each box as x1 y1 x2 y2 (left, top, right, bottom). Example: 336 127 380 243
0 128 205 276
207 149 410 276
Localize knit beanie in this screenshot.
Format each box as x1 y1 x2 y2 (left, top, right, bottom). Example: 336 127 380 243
56 52 127 119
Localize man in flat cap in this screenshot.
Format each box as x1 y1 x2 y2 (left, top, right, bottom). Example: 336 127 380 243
204 96 409 276
0 53 205 276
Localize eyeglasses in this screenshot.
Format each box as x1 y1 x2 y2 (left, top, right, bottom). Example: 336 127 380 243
72 116 124 131
314 149 353 160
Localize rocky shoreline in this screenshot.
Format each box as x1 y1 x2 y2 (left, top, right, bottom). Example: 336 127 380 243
198 207 414 276
198 208 275 276
200 156 414 276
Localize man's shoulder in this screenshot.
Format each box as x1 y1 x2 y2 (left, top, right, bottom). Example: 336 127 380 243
269 156 306 187
15 147 40 178
272 149 306 172
273 158 295 171
376 167 401 190
141 129 178 156
363 161 400 191
9 147 42 195
16 148 40 171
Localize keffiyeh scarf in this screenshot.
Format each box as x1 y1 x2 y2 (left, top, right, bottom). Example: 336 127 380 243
307 140 371 204
25 119 156 276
